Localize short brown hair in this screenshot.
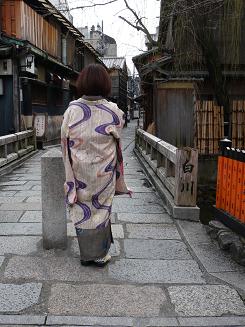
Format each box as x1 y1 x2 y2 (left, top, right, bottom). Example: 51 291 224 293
76 64 111 97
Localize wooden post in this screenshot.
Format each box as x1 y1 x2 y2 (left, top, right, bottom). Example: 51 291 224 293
145 141 150 155
157 152 165 168
33 129 37 150
174 148 198 206
0 144 7 158
166 158 174 177
151 147 157 161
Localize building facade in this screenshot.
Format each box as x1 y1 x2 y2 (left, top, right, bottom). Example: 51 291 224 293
0 0 101 143
79 24 117 57
100 57 128 122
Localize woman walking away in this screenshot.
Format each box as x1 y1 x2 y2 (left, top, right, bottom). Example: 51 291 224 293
61 64 131 267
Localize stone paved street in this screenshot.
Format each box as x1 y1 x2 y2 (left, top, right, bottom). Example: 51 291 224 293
0 121 245 326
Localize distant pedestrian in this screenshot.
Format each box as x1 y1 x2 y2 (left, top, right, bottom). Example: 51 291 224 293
61 64 131 267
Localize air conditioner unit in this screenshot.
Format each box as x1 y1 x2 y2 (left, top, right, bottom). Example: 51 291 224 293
0 59 13 75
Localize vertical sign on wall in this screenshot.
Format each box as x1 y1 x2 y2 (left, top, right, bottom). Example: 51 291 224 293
174 148 198 206
33 113 48 140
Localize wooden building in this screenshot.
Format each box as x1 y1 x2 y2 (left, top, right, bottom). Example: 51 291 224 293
133 0 245 191
0 0 101 143
100 57 128 119
133 1 245 183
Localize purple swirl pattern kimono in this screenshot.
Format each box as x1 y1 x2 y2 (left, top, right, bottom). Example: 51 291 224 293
61 97 130 261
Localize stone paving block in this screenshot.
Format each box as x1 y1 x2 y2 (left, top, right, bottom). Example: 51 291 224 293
0 185 33 191
124 167 143 173
178 316 245 326
71 239 120 258
112 198 165 213
124 179 151 187
142 317 179 326
0 176 20 181
0 315 46 325
48 283 166 317
18 176 41 181
126 224 181 240
177 220 212 244
0 180 27 186
0 325 39 327
4 256 109 282
0 196 26 203
193 242 245 273
112 224 124 238
0 211 23 222
168 285 245 316
124 239 192 260
116 192 160 201
14 191 41 197
20 211 42 223
118 213 173 224
13 169 29 174
0 223 42 236
46 315 134 326
109 259 205 284
25 180 41 186
124 170 145 176
113 197 162 207
0 191 17 196
127 178 152 187
32 185 41 191
0 256 4 268
25 169 42 174
0 236 41 255
0 202 41 211
113 203 164 214
0 283 42 312
128 187 154 193
211 271 245 293
25 196 41 203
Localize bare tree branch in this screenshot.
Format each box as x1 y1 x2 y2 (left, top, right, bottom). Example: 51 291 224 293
66 0 119 12
119 0 157 48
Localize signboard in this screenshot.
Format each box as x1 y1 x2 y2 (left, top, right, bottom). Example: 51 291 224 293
33 113 48 139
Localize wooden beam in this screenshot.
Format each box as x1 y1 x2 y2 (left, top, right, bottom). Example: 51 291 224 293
157 82 195 89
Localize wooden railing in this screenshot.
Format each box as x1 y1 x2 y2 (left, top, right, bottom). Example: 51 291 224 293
0 130 36 168
135 128 198 207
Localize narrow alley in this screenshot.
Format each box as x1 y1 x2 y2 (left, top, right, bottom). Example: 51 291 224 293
0 121 244 326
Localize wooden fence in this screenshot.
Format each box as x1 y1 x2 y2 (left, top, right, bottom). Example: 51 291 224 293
195 100 245 155
195 100 224 154
135 128 198 207
0 130 36 168
232 100 245 148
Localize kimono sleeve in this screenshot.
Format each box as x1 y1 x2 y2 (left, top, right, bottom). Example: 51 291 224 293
108 105 125 139
61 108 77 205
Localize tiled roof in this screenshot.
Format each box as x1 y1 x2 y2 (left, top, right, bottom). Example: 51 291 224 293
100 57 126 70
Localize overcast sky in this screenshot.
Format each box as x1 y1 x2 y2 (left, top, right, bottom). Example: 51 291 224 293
67 0 160 74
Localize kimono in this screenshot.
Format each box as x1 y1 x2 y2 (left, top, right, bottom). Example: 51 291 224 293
61 96 131 261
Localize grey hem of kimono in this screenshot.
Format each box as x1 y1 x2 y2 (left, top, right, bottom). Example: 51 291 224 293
76 221 113 261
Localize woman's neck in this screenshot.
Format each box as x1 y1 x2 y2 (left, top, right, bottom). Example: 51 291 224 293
82 95 104 101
